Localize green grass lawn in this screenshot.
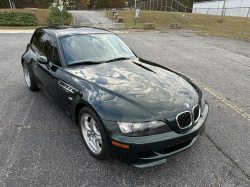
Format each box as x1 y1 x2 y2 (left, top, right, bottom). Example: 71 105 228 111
107 10 250 42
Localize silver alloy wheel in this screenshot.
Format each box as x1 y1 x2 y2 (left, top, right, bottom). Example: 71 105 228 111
23 64 31 87
80 113 102 154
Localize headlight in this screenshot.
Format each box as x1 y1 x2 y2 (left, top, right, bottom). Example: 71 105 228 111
118 121 172 137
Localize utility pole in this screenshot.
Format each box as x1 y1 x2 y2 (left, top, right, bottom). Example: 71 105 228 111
8 0 12 9
150 0 151 10
221 0 226 22
135 0 136 9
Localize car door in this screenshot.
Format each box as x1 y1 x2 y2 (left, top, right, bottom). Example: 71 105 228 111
56 41 78 115
32 32 62 100
57 74 79 116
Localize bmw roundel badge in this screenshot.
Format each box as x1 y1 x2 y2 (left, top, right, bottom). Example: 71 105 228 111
184 103 191 109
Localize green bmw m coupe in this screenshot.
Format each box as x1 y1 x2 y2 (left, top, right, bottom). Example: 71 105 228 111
21 27 209 168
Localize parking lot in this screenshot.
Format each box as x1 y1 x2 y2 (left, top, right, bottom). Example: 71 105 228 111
0 31 250 186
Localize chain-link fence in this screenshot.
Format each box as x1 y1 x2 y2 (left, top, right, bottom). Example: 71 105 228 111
130 0 250 35
189 7 250 35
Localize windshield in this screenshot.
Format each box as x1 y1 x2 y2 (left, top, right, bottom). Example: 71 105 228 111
60 34 136 65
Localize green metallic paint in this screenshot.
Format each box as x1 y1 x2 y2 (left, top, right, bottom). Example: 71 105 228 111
103 103 208 167
21 27 209 168
64 57 201 134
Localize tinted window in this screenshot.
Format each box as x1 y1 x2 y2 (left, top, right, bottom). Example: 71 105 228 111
32 32 62 67
43 34 54 62
53 44 62 67
40 33 46 53
32 31 44 52
60 34 135 65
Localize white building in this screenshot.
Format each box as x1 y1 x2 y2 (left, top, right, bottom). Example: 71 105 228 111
192 0 250 17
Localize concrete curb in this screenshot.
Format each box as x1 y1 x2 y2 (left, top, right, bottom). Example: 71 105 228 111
112 30 161 34
0 30 35 33
0 29 161 34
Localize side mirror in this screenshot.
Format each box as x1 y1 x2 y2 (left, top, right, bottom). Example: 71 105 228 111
37 56 49 64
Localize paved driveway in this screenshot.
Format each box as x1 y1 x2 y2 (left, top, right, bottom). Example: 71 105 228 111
68 10 113 29
0 31 250 186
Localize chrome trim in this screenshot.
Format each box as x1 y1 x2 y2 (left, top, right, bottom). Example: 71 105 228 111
192 104 201 123
58 80 78 94
176 111 192 129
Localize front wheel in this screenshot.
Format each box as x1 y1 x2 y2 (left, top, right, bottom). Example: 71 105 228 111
22 62 38 91
78 107 110 160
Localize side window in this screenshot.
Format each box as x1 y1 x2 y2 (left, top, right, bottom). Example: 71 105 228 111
53 44 62 67
43 34 54 62
33 32 62 67
49 36 62 67
32 31 44 52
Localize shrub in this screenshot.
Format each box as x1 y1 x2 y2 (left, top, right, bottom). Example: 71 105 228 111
0 11 38 26
47 7 72 26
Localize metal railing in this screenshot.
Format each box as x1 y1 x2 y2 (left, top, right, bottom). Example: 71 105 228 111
132 0 188 12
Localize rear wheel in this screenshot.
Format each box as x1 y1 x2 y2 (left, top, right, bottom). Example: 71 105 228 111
22 62 38 91
78 107 109 160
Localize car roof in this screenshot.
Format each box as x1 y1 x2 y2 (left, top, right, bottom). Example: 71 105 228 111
36 26 112 38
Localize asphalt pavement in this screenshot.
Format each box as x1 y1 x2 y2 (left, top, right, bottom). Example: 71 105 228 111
68 10 113 29
0 31 250 186
1 11 250 186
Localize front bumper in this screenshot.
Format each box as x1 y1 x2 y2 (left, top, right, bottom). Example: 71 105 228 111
103 103 209 168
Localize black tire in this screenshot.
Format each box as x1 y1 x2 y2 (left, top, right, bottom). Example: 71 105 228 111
22 62 38 91
78 107 110 160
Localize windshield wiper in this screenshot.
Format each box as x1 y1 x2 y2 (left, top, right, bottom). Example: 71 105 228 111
104 57 131 63
67 61 103 67
68 57 131 66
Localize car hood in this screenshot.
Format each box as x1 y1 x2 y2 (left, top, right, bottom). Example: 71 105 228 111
66 58 199 121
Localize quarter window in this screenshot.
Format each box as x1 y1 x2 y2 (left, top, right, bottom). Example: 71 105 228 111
32 31 44 52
